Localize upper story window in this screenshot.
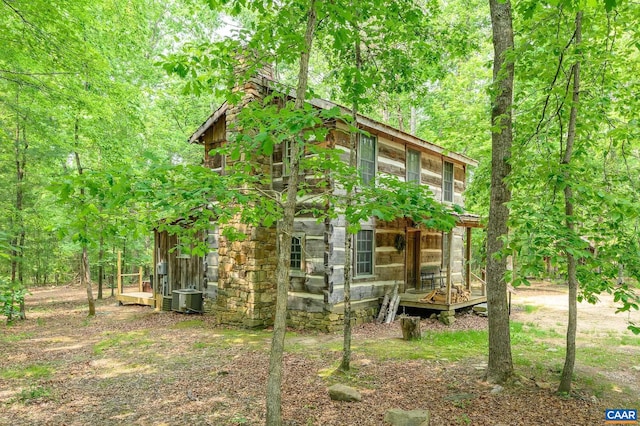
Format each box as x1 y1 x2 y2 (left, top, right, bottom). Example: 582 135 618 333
359 134 376 185
355 230 374 276
407 149 421 183
283 140 292 176
290 235 303 269
443 161 454 203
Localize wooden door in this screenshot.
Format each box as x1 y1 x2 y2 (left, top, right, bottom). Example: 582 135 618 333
405 230 421 291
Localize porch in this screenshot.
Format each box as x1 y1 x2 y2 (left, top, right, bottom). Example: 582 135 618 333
399 284 486 312
115 251 155 307
399 213 485 312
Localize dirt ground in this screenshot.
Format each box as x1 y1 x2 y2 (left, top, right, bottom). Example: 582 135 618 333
511 281 640 334
0 282 638 426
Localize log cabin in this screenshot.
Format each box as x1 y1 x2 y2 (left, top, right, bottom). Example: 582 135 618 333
153 72 485 330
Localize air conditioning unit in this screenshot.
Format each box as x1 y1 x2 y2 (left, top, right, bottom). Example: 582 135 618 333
171 289 203 313
161 295 172 312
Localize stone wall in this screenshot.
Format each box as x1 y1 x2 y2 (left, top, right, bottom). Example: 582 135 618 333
214 220 278 328
287 303 379 333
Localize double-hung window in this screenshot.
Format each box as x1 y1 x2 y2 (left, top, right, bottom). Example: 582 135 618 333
407 149 421 183
283 140 292 176
290 235 303 269
355 230 374 276
443 161 454 203
359 134 376 185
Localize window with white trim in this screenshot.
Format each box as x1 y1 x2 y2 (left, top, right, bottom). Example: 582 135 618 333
443 161 454 202
355 230 374 275
359 134 376 185
407 149 421 183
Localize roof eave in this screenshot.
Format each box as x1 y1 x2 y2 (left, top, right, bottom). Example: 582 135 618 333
188 102 229 144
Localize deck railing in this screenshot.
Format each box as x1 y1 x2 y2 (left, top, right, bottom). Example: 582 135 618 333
116 251 143 295
470 271 487 296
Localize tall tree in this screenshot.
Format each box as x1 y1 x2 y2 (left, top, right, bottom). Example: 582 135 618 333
10 86 27 320
485 0 515 384
504 0 639 392
266 2 318 423
558 10 582 395
316 0 452 371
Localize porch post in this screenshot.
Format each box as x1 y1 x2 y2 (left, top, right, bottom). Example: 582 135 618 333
403 227 409 294
117 250 121 296
465 227 472 292
445 230 453 304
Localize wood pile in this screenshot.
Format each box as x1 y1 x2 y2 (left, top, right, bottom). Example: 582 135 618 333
452 285 471 303
419 285 470 304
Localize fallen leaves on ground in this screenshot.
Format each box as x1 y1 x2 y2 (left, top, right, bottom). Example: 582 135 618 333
0 286 631 426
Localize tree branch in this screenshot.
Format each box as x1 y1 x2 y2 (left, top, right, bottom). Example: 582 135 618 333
0 69 79 76
526 21 577 144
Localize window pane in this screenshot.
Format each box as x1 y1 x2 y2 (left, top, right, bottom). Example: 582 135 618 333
290 236 302 269
443 161 453 202
283 140 292 176
356 230 373 275
407 149 420 183
359 135 376 184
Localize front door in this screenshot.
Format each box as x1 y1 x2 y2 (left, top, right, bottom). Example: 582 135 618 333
405 230 421 291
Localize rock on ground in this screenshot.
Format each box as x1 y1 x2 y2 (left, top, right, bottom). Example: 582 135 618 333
384 408 430 426
327 384 361 402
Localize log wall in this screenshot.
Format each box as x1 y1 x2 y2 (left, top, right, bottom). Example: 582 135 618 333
186 78 473 330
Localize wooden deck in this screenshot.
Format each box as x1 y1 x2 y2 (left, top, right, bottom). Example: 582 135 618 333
399 290 486 311
116 291 155 307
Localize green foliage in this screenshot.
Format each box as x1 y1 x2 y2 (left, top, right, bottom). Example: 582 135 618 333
0 0 216 286
15 386 53 404
93 331 153 355
495 0 640 333
0 364 53 380
359 329 488 361
0 277 28 323
0 331 34 344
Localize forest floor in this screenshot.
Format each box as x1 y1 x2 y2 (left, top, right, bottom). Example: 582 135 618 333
0 281 639 426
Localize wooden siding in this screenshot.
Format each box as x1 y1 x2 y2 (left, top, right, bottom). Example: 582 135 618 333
203 116 226 170
153 230 205 299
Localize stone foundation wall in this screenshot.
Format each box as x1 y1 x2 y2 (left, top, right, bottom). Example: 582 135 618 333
287 305 378 333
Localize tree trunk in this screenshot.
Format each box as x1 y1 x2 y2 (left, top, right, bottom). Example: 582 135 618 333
74 116 95 317
81 247 95 316
98 233 104 299
401 316 421 340
265 2 317 425
340 15 361 373
11 87 27 321
558 11 582 395
485 0 515 384
111 245 116 297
